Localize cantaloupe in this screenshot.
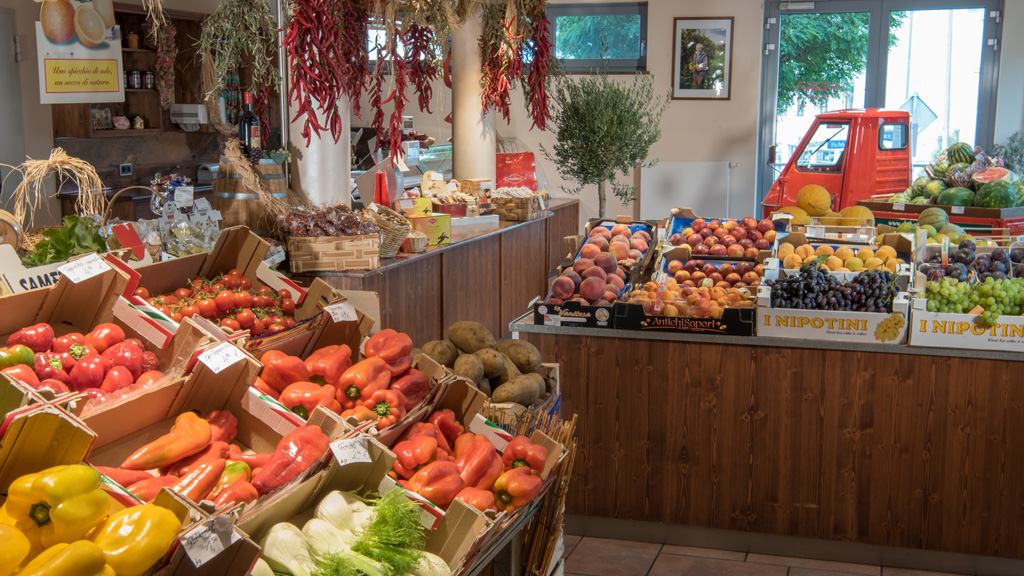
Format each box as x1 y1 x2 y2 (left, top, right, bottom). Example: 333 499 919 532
782 254 803 269
797 185 832 216
815 245 834 257
875 245 897 262
825 256 843 271
918 207 949 230
839 205 874 227
819 211 844 225
835 247 854 261
776 206 811 226
844 257 864 271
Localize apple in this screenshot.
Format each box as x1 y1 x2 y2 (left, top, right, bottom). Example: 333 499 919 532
754 239 771 251
727 244 746 257
725 273 742 284
744 247 760 258
742 271 760 284
691 271 707 283
738 238 754 249
710 244 728 256
699 228 714 239
703 236 717 247
723 220 738 231
693 244 710 255
691 218 707 232
702 263 718 276
741 216 758 231
749 230 763 242
731 227 747 240
757 218 775 234
687 234 703 247
713 227 729 240
764 229 777 244
709 272 724 283
683 261 699 273
721 235 737 247
709 219 722 231
667 260 684 275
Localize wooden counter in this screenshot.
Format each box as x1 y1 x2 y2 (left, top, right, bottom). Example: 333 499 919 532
514 320 1024 561
292 199 579 344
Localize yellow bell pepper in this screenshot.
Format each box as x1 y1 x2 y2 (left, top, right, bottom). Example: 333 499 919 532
91 504 182 576
17 540 114 576
0 524 30 576
0 504 15 525
6 464 110 550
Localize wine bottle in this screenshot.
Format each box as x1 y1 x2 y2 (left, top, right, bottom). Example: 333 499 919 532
239 91 262 156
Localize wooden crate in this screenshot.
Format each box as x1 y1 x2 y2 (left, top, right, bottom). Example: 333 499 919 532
493 192 549 221
287 234 381 272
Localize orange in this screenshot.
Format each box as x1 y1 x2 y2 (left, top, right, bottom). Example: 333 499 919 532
40 0 76 43
74 4 105 47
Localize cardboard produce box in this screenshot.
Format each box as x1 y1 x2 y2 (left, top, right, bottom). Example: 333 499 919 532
908 298 1024 352
756 286 911 343
482 363 561 430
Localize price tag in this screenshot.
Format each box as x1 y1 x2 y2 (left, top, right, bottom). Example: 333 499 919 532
210 210 223 222
174 186 194 208
429 171 443 181
324 302 358 323
58 254 108 283
538 195 547 210
952 206 965 214
330 437 371 467
198 342 247 374
193 197 213 212
893 203 906 211
181 516 240 567
264 248 285 268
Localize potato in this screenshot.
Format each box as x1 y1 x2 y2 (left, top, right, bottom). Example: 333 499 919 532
473 349 505 379
492 376 541 406
453 354 485 385
519 373 546 401
448 321 496 353
477 378 493 397
411 347 423 365
493 352 521 386
495 339 542 374
422 340 458 368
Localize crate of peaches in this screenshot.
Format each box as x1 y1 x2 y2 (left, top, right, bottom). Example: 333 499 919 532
615 274 757 335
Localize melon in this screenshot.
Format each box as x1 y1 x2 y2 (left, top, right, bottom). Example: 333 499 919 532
839 205 874 227
1014 180 1024 207
948 162 971 174
946 142 976 165
913 176 930 193
797 185 832 216
923 179 948 197
971 167 1017 187
931 161 950 178
818 211 843 225
918 207 949 230
935 187 974 207
974 180 1016 209
938 224 966 240
775 205 811 226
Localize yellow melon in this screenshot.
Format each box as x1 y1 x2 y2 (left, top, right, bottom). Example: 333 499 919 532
778 243 796 258
795 244 814 259
819 211 844 226
815 245 834 257
839 205 875 227
864 257 884 270
797 185 832 216
836 267 851 273
875 245 897 263
825 256 843 271
835 246 854 261
856 247 874 261
844 257 864 271
803 255 819 264
782 254 803 270
776 206 811 226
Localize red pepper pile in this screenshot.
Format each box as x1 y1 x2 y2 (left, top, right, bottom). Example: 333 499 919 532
480 0 553 129
2 321 168 405
390 408 549 513
135 269 297 337
254 329 432 429
96 409 329 506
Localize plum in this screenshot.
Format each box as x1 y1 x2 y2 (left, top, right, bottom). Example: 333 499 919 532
958 239 977 251
947 262 969 282
974 255 992 274
1010 247 1024 263
992 248 1010 263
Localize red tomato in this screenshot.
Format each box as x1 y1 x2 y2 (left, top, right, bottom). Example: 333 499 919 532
133 370 168 390
252 294 272 308
211 283 225 293
280 299 296 316
249 318 264 337
180 305 199 318
156 306 172 317
233 291 252 309
219 318 241 331
161 295 179 306
169 311 183 323
258 287 275 294
283 318 296 328
222 275 241 289
235 309 255 329
227 268 243 277
197 299 217 318
134 287 150 299
147 297 159 306
173 288 193 300
240 277 252 290
277 289 291 300
266 323 285 334
215 291 236 313
191 279 205 288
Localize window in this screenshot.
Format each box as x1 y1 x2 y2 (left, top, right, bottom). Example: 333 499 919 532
547 3 648 73
796 123 849 172
879 122 908 150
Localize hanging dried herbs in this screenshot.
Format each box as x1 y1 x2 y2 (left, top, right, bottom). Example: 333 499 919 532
479 0 553 129
148 20 177 110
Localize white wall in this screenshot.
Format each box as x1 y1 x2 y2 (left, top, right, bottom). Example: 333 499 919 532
994 0 1024 142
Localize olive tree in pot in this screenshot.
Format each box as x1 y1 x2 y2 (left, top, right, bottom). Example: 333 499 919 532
542 71 669 218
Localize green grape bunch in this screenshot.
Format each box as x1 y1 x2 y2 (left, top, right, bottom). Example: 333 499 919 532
924 276 1024 327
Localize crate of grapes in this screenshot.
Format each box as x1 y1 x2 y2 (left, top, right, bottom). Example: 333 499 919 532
757 267 911 343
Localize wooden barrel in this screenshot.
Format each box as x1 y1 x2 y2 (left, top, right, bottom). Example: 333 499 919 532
212 159 287 234
0 209 23 250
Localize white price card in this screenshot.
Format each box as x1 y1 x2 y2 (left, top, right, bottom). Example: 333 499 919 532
330 437 371 467
324 302 358 323
181 516 240 568
893 203 906 211
210 210 223 222
174 186 194 208
198 342 247 374
952 206 966 214
58 254 108 284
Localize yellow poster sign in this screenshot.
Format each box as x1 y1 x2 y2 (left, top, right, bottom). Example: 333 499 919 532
43 59 119 93
35 21 124 104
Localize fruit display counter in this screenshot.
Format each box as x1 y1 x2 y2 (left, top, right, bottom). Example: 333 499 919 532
511 318 1024 561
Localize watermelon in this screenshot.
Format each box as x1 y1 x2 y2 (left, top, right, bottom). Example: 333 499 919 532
946 142 976 165
1014 180 1024 207
931 161 950 178
911 196 931 204
936 187 974 207
948 162 971 174
974 180 1016 209
971 167 1017 187
923 179 948 197
919 207 949 230
913 176 930 193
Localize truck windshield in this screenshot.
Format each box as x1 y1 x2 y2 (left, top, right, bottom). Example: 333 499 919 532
796 123 849 173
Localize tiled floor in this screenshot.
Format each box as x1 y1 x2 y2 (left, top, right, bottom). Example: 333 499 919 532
561 536 970 576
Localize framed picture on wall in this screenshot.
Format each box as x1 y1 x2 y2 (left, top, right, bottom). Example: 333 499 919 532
671 17 734 100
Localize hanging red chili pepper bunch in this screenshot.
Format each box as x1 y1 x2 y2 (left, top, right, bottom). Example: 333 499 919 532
479 0 551 129
406 23 439 114
523 0 552 130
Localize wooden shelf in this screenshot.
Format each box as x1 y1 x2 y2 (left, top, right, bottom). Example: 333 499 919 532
121 47 155 53
125 88 157 93
87 128 163 138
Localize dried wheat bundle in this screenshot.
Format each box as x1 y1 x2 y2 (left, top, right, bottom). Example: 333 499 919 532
223 138 290 224
5 148 105 229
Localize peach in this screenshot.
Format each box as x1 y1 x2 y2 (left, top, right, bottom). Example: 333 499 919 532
683 261 700 273
736 262 753 275
610 224 632 237
666 260 684 275
545 297 564 305
741 217 758 231
719 263 735 275
630 238 648 252
581 266 607 282
699 228 714 239
725 273 742 284
590 227 612 240
589 235 610 252
610 234 631 245
632 230 652 243
602 289 618 302
580 276 606 301
614 267 627 280
551 276 575 300
738 238 754 249
764 229 777 243
561 270 582 291
709 272 723 283
709 245 728 256
713 227 729 240
702 263 718 276
709 219 722 230
693 244 710 255
579 243 601 260
703 236 717 247
744 247 760 258
674 270 691 283
668 233 685 246
594 252 618 273
715 281 731 289
691 271 707 283
573 258 594 275
607 274 625 292
731 227 747 240
622 258 636 266
628 249 643 260
609 243 630 261
691 218 707 232
754 239 771 250
593 299 612 307
686 234 703 247
742 271 760 284
720 235 737 247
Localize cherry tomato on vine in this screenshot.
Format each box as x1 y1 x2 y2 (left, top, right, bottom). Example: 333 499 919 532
258 287 274 294
211 283 225 293
277 289 291 301
197 299 217 318
222 275 241 289
234 291 252 309
156 306 172 317
169 311 183 323
280 299 296 316
249 318 264 337
266 323 285 334
215 290 236 313
174 288 193 300
240 277 252 290
134 287 150 299
227 269 243 277
180 305 199 319
162 295 179 306
283 318 296 328
252 294 272 308
235 309 255 329
219 318 241 331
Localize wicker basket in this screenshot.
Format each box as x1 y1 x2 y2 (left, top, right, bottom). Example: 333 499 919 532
287 234 381 272
492 192 549 221
369 204 411 258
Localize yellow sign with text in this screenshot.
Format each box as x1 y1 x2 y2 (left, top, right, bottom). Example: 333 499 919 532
43 59 119 93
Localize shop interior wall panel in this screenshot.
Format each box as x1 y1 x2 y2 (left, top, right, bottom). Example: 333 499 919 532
441 235 502 339
499 219 548 338
547 200 581 275
520 331 1024 561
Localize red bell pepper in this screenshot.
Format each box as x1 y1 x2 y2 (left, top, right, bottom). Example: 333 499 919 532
389 369 430 410
36 378 70 396
392 436 444 479
162 441 230 477
252 376 279 400
364 329 414 377
141 351 159 372
126 475 179 503
206 410 238 443
7 323 54 353
304 345 352 387
0 344 35 371
212 479 258 508
227 445 274 469
132 370 169 391
280 382 342 419
428 409 464 446
92 466 153 488
455 487 497 512
502 436 548 475
397 422 453 455
2 365 39 388
121 412 213 470
492 467 543 512
336 357 390 410
68 353 112 391
260 350 311 393
454 434 503 490
339 405 377 423
125 337 146 350
52 333 95 364
99 366 133 394
34 352 69 383
404 461 465 509
359 388 406 428
173 458 226 502
101 342 144 380
86 322 125 353
251 425 330 496
210 461 251 499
